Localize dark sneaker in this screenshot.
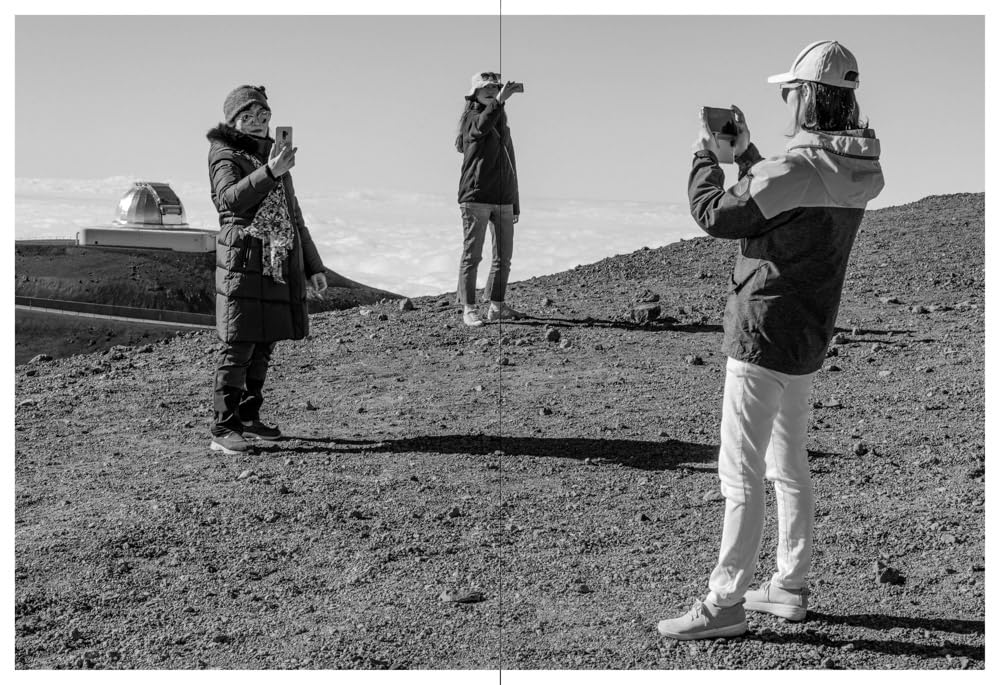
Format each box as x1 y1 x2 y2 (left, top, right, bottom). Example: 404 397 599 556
744 581 809 621
241 420 282 441
486 302 526 321
210 430 250 454
657 600 748 640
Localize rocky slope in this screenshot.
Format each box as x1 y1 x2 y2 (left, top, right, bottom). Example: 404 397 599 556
14 193 984 670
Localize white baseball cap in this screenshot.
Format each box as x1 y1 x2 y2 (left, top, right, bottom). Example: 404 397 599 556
767 40 860 89
467 71 502 96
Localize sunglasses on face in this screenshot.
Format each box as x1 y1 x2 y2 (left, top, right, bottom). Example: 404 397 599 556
239 109 271 124
780 84 800 103
480 72 501 82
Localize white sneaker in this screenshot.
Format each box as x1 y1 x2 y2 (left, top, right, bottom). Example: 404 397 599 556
744 582 809 621
463 310 484 327
486 302 525 321
657 600 748 640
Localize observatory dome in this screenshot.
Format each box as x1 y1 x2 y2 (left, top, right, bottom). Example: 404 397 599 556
113 182 188 228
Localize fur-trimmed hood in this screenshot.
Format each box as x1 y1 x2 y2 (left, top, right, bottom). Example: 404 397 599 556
206 123 273 158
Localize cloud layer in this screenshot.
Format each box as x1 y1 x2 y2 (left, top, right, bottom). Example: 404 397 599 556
16 178 701 297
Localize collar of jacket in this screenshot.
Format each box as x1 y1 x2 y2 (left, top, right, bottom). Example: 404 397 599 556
786 128 880 160
207 123 273 159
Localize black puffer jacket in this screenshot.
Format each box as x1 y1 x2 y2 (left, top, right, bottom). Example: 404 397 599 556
456 99 519 214
207 124 325 343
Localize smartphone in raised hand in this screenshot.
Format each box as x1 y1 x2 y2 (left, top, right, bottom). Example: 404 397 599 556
274 126 293 152
703 107 737 164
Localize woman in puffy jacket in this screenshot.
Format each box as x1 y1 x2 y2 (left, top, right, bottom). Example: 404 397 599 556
658 41 885 640
206 85 327 454
454 71 525 327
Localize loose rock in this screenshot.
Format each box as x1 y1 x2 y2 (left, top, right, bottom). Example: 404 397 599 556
545 328 561 343
684 354 704 366
398 298 414 312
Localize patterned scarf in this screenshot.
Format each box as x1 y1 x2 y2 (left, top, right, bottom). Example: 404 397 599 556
235 150 295 284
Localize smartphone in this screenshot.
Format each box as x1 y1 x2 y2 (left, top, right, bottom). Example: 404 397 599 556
274 126 293 152
703 107 737 164
511 82 524 93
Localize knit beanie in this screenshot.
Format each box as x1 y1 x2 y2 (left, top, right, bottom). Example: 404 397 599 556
223 85 269 125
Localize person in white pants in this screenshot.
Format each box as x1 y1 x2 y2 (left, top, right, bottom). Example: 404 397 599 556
658 40 885 640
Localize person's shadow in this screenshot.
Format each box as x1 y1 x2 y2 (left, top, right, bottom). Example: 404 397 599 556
268 433 837 473
745 611 984 662
498 314 723 334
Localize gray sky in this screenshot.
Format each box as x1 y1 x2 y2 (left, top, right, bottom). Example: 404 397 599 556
15 14 984 208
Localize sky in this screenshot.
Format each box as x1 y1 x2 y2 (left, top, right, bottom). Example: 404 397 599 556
12 10 986 295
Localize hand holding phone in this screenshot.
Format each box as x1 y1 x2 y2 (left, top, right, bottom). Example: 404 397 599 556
701 107 737 164
274 126 293 153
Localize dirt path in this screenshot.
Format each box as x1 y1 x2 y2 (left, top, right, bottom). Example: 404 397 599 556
14 193 984 669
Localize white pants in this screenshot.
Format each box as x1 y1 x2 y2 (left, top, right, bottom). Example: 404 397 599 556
707 357 816 608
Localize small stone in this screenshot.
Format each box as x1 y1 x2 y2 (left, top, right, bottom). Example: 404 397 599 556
377 313 389 321
832 333 849 345
879 296 901 305
497 356 510 366
821 657 836 669
558 340 572 350
824 398 843 408
447 507 463 518
853 441 870 456
874 559 905 585
474 385 484 392
684 354 704 366
635 513 651 522
702 489 725 502
941 533 957 544
911 305 929 314
574 583 593 594
841 643 855 652
29 354 53 364
348 510 365 520
878 369 892 378
305 400 317 410
631 302 661 324
265 511 280 523
17 399 37 408
398 298 415 312
539 407 553 416
283 458 293 466
212 633 231 644
236 469 253 481
825 364 842 372
545 328 561 343
278 484 290 495
439 590 485 604
635 289 660 303
68 627 82 641
138 344 154 353
594 343 604 351
826 346 839 357
541 297 554 307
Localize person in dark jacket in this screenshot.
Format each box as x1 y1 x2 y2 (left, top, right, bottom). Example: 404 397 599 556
206 85 328 454
455 71 525 327
658 41 884 640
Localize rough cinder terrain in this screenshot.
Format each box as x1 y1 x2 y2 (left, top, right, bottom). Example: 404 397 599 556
14 193 984 670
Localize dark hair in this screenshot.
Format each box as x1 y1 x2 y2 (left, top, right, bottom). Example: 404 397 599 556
454 97 477 153
796 81 866 132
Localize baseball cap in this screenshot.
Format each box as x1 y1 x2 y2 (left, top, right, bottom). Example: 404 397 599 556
467 71 502 96
767 41 860 89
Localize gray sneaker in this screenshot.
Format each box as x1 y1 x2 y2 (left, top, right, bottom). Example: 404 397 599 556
210 429 250 454
657 600 747 640
463 310 484 327
744 581 809 621
241 419 282 441
486 302 525 321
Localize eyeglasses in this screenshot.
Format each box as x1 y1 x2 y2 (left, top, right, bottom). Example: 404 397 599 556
780 84 800 102
479 72 501 82
238 108 271 124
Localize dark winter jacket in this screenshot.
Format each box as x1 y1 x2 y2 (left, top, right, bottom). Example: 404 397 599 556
457 99 520 215
207 123 325 343
689 129 885 375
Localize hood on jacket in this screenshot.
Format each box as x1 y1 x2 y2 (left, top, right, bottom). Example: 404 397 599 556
748 129 885 220
207 123 273 159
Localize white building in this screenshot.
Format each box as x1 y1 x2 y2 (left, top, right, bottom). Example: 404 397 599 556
79 182 216 252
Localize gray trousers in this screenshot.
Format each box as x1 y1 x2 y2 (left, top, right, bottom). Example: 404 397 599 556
457 202 514 305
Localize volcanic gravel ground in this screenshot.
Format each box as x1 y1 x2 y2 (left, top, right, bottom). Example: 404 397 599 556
14 193 984 669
